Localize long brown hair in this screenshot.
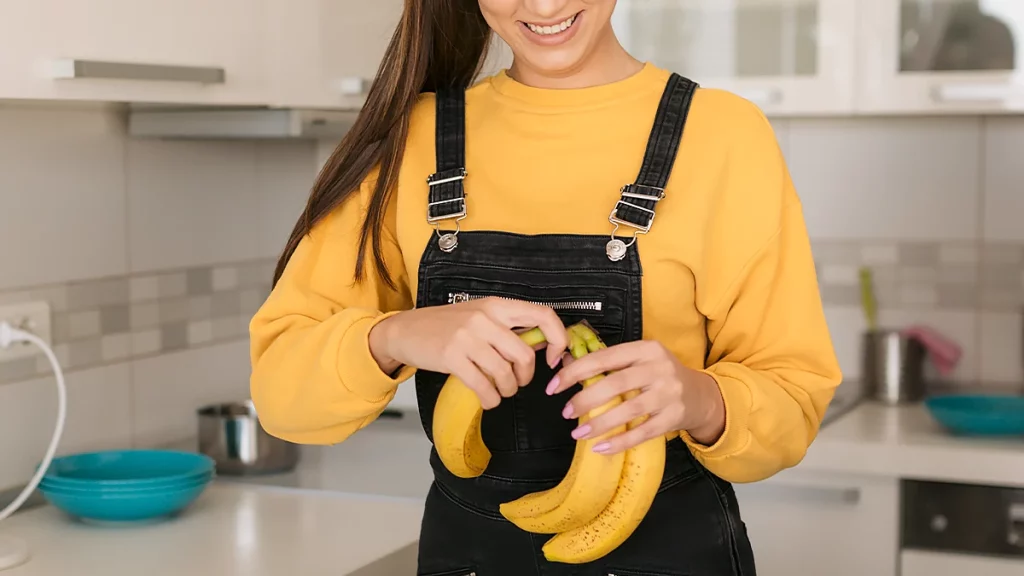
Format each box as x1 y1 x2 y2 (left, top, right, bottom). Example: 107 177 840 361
273 0 492 289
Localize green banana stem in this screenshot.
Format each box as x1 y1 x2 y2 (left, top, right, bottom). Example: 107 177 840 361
569 331 589 360
569 322 606 353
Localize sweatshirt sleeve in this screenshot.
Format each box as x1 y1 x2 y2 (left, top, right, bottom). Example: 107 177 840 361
678 96 843 483
249 175 415 445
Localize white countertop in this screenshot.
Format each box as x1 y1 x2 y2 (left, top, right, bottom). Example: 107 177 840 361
800 400 1024 488
3 397 1021 576
0 482 423 576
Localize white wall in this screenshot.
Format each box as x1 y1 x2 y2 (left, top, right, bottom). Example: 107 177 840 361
0 102 317 489
0 101 1022 492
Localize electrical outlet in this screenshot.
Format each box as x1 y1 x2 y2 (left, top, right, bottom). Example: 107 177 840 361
0 301 52 362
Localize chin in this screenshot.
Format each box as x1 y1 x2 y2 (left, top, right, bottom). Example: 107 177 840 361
515 46 594 78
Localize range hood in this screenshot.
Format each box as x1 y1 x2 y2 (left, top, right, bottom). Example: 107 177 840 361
127 107 360 140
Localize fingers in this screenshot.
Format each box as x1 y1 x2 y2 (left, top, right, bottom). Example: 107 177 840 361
548 341 661 396
562 366 648 420
469 344 521 398
450 356 502 410
592 411 673 455
485 299 568 369
481 322 536 389
571 388 660 441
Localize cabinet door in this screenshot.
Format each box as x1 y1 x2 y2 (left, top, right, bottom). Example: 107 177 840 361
860 0 1024 114
0 0 268 105
268 0 404 109
611 0 858 116
733 470 899 576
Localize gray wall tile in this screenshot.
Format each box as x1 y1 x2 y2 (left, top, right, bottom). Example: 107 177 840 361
100 305 131 334
158 273 187 299
186 268 213 295
211 292 241 317
160 322 189 353
158 297 189 324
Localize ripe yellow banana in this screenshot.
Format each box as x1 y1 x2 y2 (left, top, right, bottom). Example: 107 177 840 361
433 327 547 478
542 388 667 564
497 323 610 518
500 328 627 534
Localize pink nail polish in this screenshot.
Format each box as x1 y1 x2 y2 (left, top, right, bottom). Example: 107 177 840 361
545 377 560 395
571 424 591 439
593 442 611 453
562 403 575 419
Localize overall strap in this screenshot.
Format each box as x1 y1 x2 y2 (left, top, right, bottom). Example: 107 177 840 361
610 73 698 235
427 88 468 224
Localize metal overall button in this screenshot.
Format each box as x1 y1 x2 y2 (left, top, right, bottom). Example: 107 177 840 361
605 184 664 262
426 168 467 253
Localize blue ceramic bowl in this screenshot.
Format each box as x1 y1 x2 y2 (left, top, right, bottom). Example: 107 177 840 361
40 470 214 494
39 477 211 523
41 450 215 488
925 394 1024 436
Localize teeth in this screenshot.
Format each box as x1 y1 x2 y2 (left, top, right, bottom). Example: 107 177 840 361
526 13 577 35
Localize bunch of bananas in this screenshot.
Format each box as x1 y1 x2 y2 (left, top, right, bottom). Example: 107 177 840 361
432 321 667 564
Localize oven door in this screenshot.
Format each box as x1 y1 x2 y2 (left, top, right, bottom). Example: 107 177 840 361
901 479 1024 576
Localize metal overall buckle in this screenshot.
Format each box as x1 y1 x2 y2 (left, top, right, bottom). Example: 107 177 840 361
605 184 664 262
426 168 467 253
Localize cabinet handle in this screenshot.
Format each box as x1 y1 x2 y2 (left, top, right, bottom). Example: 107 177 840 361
1008 503 1024 548
45 59 225 84
736 482 860 505
931 83 1024 103
335 77 370 96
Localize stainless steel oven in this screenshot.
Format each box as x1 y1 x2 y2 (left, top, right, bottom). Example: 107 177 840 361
901 479 1024 575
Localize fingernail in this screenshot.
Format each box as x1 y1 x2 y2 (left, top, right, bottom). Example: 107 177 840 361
548 356 559 369
571 424 591 439
562 403 576 419
593 442 611 453
545 377 560 395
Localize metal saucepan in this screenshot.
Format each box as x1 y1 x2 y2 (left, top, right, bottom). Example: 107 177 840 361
861 329 928 405
196 400 299 475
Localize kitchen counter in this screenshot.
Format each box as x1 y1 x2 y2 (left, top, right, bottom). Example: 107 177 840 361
799 401 1024 488
3 397 1022 575
0 483 424 576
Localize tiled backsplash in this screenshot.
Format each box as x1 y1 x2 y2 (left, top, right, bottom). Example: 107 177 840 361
814 241 1024 312
0 260 274 385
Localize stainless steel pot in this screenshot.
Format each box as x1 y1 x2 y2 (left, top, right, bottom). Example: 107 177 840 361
861 329 928 404
197 400 299 475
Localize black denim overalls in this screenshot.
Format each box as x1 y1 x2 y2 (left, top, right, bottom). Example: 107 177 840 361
412 74 757 576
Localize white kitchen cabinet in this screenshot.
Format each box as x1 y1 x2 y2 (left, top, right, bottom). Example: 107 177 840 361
266 0 403 109
734 468 899 576
0 0 269 105
859 0 1024 114
611 0 858 116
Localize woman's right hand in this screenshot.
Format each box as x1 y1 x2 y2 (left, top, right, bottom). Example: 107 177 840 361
368 298 569 409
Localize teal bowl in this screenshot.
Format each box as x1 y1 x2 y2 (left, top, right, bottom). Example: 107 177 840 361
40 470 214 494
41 449 214 488
38 478 211 523
925 394 1024 436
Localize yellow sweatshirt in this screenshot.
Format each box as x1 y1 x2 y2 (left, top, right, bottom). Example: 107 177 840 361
250 63 842 484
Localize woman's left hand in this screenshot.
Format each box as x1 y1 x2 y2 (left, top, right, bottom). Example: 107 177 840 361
545 340 726 454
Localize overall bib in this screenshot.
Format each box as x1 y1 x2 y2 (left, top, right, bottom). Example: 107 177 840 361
413 73 757 576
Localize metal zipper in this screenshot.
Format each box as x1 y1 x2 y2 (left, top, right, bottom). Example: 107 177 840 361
447 292 603 312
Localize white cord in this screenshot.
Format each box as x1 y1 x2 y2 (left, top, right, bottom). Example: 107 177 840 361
0 321 67 523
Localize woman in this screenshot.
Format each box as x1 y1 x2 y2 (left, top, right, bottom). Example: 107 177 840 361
250 0 842 574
